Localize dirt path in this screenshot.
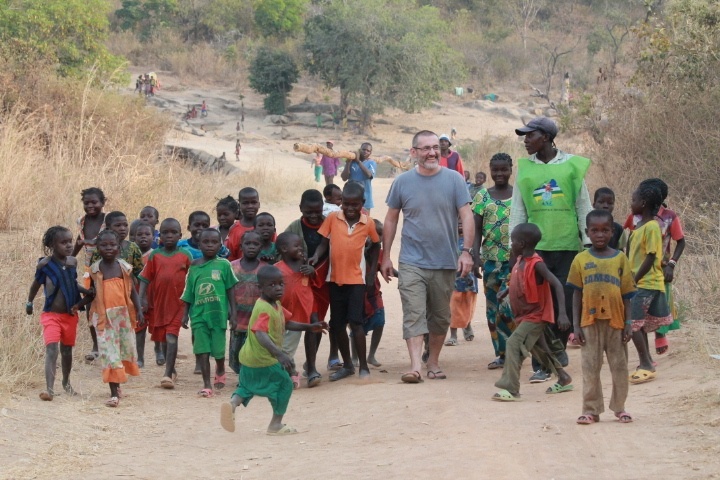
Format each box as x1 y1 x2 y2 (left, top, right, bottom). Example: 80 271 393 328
2 76 719 480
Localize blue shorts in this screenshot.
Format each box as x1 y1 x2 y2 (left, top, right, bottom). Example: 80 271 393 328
350 308 385 336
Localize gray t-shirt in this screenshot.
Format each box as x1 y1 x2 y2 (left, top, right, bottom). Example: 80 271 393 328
386 167 471 270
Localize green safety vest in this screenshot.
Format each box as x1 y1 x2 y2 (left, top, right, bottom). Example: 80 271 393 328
516 156 590 251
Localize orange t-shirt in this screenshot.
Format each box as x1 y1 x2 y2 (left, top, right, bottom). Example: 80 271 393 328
225 221 253 262
318 211 379 286
275 261 316 324
508 253 554 324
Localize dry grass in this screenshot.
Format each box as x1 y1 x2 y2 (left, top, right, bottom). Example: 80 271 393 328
0 66 311 394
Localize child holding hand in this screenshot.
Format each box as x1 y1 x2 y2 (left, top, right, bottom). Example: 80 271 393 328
568 210 636 424
220 265 328 435
275 232 321 388
27 226 91 401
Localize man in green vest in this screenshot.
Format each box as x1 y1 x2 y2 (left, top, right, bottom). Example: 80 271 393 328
509 117 592 382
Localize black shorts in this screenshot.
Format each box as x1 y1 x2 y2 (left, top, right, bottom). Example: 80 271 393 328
329 283 365 328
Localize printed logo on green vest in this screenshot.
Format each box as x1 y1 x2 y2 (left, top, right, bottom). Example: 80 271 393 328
532 179 564 206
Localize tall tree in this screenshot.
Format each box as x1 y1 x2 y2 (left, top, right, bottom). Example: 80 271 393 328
303 0 464 132
249 47 299 114
0 0 125 80
254 0 307 38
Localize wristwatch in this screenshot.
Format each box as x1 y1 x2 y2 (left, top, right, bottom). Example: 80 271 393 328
461 247 474 258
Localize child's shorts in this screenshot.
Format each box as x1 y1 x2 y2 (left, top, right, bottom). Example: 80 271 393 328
40 312 79 346
229 330 248 374
329 283 365 327
192 322 226 359
150 318 181 342
630 288 672 333
350 308 386 337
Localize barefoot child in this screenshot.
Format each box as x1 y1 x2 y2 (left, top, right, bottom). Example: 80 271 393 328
472 153 514 369
255 212 279 264
229 231 267 375
139 206 161 248
27 226 90 401
626 182 672 384
284 189 338 371
132 221 155 367
351 219 388 368
181 229 239 397
72 187 106 363
139 219 192 389
220 265 328 434
568 210 636 424
89 230 145 407
227 187 261 261
309 181 380 381
492 223 573 401
275 232 321 388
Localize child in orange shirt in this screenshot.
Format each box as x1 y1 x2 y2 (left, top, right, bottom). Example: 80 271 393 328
309 182 380 381
276 232 321 388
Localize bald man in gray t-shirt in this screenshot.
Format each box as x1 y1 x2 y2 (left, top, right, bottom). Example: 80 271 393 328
381 130 475 384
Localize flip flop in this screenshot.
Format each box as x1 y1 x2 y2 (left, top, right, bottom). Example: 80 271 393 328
307 372 322 388
329 368 355 382
444 338 458 346
427 370 447 380
615 411 633 423
577 413 599 424
267 424 298 436
546 383 574 394
655 336 669 355
214 373 226 390
492 389 521 402
220 402 235 432
487 358 504 370
327 360 343 371
84 351 99 363
63 383 77 396
401 371 423 384
629 369 656 385
198 388 213 398
160 376 175 389
105 396 119 408
463 326 474 341
39 392 53 401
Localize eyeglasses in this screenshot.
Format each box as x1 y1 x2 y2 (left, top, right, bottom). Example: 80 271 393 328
412 145 440 153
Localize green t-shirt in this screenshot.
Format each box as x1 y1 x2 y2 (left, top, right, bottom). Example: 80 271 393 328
180 258 239 329
239 299 290 368
516 156 590 251
472 187 512 263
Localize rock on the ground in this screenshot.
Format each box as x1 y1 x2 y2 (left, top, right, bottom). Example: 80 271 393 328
165 145 235 174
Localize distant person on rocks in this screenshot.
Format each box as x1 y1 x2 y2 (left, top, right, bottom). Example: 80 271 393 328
341 142 376 214
235 140 241 162
381 130 474 384
320 140 340 185
439 134 465 178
